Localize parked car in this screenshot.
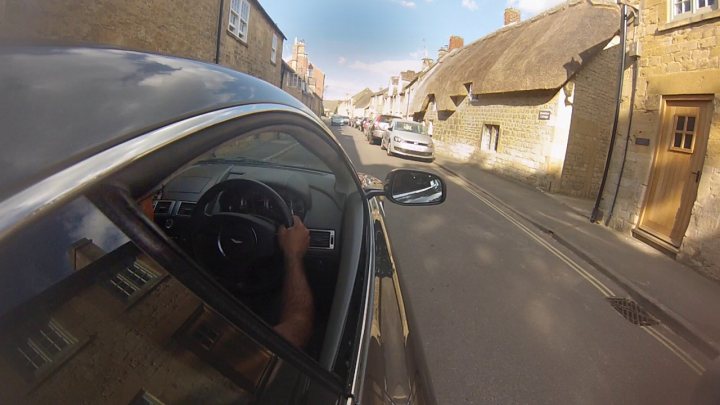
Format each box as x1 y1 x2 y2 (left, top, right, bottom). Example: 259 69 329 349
0 46 444 404
368 114 401 145
382 119 435 161
330 114 344 126
341 116 350 126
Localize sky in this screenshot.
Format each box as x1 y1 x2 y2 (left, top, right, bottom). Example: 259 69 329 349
260 0 567 100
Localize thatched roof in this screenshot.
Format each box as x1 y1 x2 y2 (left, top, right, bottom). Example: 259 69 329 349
410 0 620 112
323 99 340 113
352 88 374 109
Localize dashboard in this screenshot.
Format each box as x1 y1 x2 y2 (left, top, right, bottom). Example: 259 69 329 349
153 162 342 255
217 186 307 222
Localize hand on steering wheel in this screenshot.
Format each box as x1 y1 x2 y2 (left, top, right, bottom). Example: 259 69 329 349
278 215 310 262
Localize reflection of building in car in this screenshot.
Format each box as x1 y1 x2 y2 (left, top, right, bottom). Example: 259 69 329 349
0 199 273 403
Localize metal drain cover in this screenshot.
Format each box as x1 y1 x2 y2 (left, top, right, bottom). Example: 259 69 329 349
607 297 659 326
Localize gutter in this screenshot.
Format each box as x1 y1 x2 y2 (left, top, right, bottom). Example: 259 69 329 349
590 2 631 223
215 0 224 64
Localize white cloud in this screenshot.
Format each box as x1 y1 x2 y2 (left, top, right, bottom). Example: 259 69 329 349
338 56 347 65
507 0 565 16
409 48 426 59
349 59 421 77
324 57 422 99
395 0 417 8
461 0 478 11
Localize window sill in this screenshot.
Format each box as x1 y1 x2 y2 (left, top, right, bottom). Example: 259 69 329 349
226 29 249 47
659 9 720 32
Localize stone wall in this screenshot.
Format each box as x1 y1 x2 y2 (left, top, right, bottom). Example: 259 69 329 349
558 44 621 198
0 0 283 87
599 0 720 278
430 90 568 190
218 1 283 87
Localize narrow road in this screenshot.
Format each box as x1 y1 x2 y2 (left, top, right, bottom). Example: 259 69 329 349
331 124 705 404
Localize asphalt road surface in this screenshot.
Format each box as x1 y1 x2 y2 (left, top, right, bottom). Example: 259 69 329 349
330 123 707 404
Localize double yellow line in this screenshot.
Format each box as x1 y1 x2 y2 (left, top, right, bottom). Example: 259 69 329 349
440 167 706 376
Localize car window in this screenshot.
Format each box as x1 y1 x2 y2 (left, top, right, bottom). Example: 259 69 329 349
206 131 331 173
394 121 423 134
140 122 367 388
0 196 265 404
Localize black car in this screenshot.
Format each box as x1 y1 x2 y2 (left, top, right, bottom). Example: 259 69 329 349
0 46 445 404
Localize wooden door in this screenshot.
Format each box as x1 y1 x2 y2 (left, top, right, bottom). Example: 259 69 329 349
639 98 712 246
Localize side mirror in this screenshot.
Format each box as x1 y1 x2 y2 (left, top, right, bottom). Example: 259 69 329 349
384 169 447 206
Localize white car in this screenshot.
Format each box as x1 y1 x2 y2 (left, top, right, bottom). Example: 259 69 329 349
381 119 435 161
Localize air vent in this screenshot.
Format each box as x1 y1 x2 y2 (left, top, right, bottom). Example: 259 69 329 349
153 200 175 215
176 202 196 217
309 229 335 250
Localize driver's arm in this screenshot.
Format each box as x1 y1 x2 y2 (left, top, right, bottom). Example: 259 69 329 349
274 215 314 349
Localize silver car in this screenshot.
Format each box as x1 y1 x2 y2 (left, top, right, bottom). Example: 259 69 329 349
381 119 435 161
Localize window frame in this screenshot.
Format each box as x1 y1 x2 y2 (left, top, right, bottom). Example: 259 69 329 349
671 0 717 20
481 124 500 152
86 110 361 398
271 33 278 64
228 0 251 42
9 318 82 383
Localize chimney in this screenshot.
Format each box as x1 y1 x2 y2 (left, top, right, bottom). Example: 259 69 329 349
504 8 521 25
448 36 464 51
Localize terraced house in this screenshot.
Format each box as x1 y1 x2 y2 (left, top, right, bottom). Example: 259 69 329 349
597 0 720 278
0 0 322 112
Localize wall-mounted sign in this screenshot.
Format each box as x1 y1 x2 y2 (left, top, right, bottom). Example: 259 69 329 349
635 138 651 146
538 110 551 120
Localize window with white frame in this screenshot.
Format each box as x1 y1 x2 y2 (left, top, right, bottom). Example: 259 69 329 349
229 0 251 41
672 0 717 19
481 124 500 152
12 319 79 380
107 258 161 303
271 34 278 63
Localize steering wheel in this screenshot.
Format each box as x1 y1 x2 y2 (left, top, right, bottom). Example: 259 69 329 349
190 178 293 294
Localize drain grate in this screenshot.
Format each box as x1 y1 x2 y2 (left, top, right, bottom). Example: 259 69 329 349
607 297 659 326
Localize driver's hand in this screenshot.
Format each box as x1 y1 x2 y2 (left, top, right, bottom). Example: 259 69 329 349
278 215 310 261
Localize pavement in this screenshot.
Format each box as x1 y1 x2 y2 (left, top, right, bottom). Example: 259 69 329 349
434 154 720 359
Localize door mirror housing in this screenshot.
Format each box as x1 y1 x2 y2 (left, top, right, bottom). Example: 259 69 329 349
383 169 446 206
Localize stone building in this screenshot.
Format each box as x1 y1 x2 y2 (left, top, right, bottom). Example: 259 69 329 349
280 60 324 116
287 38 326 99
596 0 720 277
338 88 373 118
409 1 621 195
0 0 286 88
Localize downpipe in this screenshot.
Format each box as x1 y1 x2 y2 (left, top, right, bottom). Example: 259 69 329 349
605 51 640 226
590 2 630 223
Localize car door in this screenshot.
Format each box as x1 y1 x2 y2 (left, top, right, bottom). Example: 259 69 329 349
0 106 368 404
358 196 435 405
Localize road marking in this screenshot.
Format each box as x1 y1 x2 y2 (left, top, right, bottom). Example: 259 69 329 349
438 166 706 375
442 170 615 297
643 326 705 375
263 143 297 161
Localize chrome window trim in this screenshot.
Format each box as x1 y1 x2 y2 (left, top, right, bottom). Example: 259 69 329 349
0 103 319 242
348 198 379 400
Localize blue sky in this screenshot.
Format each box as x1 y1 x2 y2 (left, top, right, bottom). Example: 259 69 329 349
260 0 566 99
